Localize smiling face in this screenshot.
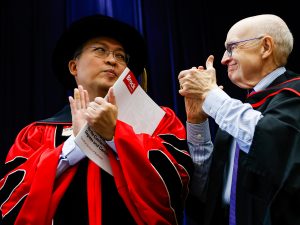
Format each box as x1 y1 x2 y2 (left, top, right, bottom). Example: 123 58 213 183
220 20 267 89
220 15 294 90
68 37 127 99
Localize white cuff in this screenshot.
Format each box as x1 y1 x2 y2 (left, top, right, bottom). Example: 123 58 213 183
61 135 86 165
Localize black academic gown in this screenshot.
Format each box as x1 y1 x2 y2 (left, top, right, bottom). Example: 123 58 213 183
188 71 300 225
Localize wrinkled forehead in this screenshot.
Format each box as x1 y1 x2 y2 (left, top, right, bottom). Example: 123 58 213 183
225 19 256 45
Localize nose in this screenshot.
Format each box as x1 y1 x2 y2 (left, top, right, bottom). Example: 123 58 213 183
105 51 117 63
221 50 230 65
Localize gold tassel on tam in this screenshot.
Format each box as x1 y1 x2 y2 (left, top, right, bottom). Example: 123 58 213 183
140 68 148 92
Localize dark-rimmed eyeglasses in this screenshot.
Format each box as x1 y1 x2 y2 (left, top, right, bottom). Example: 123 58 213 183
225 36 264 57
82 46 130 64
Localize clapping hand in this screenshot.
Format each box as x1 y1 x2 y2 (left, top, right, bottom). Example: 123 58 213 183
86 87 118 141
178 55 218 123
69 85 90 136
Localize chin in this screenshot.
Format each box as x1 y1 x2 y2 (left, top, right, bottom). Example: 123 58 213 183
101 79 116 87
228 73 236 83
228 76 242 88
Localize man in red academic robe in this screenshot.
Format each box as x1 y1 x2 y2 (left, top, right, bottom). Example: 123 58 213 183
0 14 193 225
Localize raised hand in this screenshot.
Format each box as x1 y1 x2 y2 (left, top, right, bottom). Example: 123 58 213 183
178 55 218 123
178 55 217 100
69 85 90 136
86 87 118 141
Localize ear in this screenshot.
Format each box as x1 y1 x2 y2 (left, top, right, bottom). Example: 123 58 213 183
68 59 78 77
261 36 273 59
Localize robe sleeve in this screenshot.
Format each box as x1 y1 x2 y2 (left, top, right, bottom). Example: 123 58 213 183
109 107 194 225
0 123 70 225
243 90 300 223
250 91 300 185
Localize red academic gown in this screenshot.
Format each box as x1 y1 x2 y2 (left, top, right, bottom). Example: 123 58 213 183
0 106 193 225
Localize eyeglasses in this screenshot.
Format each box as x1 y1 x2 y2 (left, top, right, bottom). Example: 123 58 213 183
89 46 130 64
225 36 264 57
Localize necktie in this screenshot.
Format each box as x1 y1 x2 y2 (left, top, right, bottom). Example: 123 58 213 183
229 144 240 225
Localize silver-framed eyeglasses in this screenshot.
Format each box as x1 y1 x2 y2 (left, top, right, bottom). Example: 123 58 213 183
89 46 130 64
226 36 264 57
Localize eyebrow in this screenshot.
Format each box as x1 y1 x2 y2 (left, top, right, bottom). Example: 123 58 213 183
225 40 237 46
224 41 231 47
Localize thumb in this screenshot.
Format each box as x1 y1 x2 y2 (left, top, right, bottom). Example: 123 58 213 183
107 87 116 105
206 55 215 70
